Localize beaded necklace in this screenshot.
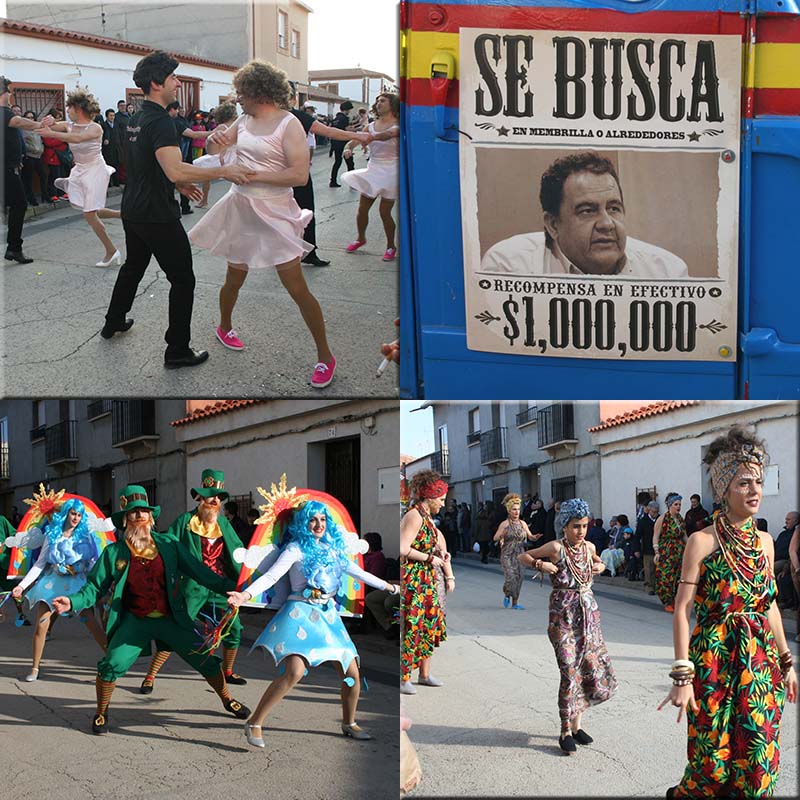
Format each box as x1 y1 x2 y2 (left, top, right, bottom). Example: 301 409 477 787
562 536 592 588
714 513 771 603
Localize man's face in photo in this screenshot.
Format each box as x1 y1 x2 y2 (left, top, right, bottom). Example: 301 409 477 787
545 170 627 275
118 102 126 113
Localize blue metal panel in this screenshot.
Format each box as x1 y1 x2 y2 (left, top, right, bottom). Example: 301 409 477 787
739 116 800 398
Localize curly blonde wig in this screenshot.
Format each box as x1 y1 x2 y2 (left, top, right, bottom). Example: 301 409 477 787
66 87 100 118
232 60 291 109
502 493 521 511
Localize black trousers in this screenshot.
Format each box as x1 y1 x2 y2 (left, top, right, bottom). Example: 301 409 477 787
106 218 195 354
293 175 316 248
21 156 48 202
330 142 346 183
4 166 27 251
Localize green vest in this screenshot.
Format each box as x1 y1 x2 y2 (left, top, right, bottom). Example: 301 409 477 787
69 531 236 641
166 511 244 620
0 515 17 592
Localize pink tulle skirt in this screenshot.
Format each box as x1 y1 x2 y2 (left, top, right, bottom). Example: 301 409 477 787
188 185 313 269
341 157 398 200
54 157 115 212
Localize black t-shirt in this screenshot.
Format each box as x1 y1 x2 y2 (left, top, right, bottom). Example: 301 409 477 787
291 108 314 135
3 107 24 166
172 115 189 142
121 100 181 223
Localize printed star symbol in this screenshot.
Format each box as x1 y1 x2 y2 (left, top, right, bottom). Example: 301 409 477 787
497 126 510 137
688 132 701 142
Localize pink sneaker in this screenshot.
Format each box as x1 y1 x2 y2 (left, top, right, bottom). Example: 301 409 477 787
215 326 244 351
346 240 366 253
311 356 336 388
382 247 397 261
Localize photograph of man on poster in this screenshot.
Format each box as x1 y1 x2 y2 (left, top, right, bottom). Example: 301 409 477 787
481 151 690 279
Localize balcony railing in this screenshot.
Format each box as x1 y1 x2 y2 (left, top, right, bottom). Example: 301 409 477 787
112 400 158 447
466 431 481 446
30 425 46 442
480 427 508 464
0 443 9 480
87 399 113 420
430 449 450 476
45 420 77 464
538 403 576 449
516 406 538 427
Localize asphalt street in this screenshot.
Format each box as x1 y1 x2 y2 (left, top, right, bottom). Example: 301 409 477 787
1 147 399 397
402 557 799 798
0 606 400 800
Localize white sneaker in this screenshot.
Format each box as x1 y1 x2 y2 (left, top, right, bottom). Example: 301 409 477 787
418 675 443 687
400 680 417 695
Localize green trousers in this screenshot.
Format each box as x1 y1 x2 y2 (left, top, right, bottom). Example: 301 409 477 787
97 612 221 682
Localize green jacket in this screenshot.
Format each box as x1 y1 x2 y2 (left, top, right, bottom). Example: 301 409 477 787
0 514 17 591
166 511 244 620
69 531 236 641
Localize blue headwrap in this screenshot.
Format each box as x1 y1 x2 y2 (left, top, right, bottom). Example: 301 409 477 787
666 493 683 508
554 498 591 538
285 500 350 592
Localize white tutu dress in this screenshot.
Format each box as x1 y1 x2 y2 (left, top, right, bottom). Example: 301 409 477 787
245 542 390 671
341 121 399 200
54 122 115 212
188 113 313 269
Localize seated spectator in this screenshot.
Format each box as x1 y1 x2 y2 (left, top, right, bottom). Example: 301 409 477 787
587 518 607 554
606 516 620 548
363 531 387 582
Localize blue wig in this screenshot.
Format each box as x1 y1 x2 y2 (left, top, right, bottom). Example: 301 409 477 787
285 500 350 583
44 498 91 546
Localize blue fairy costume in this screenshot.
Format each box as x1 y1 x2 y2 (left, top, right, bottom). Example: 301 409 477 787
245 501 394 671
18 498 99 612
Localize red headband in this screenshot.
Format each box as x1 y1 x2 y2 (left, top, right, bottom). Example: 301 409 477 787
418 480 449 499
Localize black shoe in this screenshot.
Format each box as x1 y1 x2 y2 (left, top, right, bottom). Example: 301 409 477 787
558 734 577 754
573 729 593 745
301 252 331 267
666 787 677 799
224 698 251 719
5 250 33 264
164 348 209 369
181 208 194 216
28 198 39 207
92 712 109 734
139 678 154 695
224 672 247 686
100 318 134 339
329 181 341 187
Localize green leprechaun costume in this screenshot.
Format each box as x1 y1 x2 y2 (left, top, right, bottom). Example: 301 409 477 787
140 469 246 694
0 514 17 593
54 485 250 734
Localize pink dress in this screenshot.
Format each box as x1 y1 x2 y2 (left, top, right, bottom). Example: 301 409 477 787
54 122 115 212
188 113 313 269
341 121 398 200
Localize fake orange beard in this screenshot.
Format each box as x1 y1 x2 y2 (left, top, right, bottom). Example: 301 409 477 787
197 502 220 526
125 517 154 552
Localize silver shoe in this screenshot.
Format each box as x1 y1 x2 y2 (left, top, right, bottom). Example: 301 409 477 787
418 675 443 687
23 669 39 682
244 721 265 748
400 680 417 695
341 722 372 740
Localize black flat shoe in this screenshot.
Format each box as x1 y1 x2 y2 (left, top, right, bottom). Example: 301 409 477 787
181 208 194 215
301 252 331 267
224 672 247 685
100 318 134 339
164 348 209 369
559 734 577 754
5 250 33 264
92 712 109 734
224 698 251 719
666 787 677 799
573 729 593 745
139 678 154 694
329 182 341 187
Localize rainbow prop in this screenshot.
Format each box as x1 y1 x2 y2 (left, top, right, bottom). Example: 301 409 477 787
237 476 366 617
7 486 115 580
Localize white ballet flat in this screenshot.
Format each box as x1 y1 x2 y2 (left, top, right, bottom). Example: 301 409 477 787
23 668 39 682
244 722 265 748
96 250 122 267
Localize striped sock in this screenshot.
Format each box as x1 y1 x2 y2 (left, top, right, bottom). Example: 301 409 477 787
146 650 171 680
222 647 238 675
95 676 116 714
205 670 231 702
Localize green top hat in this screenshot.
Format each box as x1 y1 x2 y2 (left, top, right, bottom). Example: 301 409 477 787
190 468 230 501
110 484 161 528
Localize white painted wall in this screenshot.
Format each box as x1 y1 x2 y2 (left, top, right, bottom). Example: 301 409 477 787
3 33 235 112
